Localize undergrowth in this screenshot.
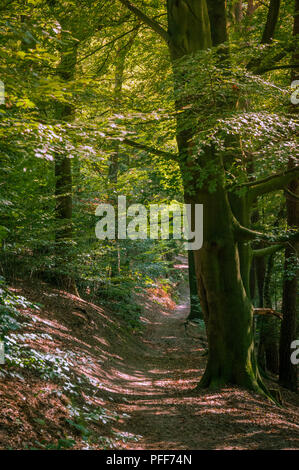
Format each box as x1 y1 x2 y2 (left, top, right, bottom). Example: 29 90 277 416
0 276 142 449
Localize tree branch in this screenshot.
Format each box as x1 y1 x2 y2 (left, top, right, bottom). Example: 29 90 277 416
121 138 178 160
234 223 266 242
252 244 284 257
0 0 15 11
77 26 140 64
253 47 294 75
117 0 169 43
234 221 299 244
260 63 299 72
284 186 299 201
254 308 282 319
237 167 299 201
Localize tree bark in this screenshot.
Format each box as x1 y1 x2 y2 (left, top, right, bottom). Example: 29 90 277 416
118 0 280 397
206 0 228 45
259 254 280 374
279 0 299 392
187 250 202 320
264 255 279 374
279 168 298 390
256 253 267 371
167 0 267 393
54 36 79 295
108 32 137 278
261 0 281 44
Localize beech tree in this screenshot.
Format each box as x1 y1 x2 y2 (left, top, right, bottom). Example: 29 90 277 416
279 0 299 392
117 0 298 396
1 0 297 401
46 0 106 293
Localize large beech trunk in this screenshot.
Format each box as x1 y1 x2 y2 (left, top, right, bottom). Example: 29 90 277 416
259 254 280 375
167 0 265 392
279 0 299 392
118 0 296 397
193 187 263 390
187 250 202 321
279 166 298 390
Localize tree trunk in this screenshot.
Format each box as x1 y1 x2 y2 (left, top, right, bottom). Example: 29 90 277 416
261 0 281 44
166 0 268 393
108 33 137 278
256 254 267 370
279 0 299 392
187 250 202 320
108 52 123 278
260 254 280 374
54 37 79 295
206 0 228 45
279 173 298 389
233 1 243 26
279 166 298 390
118 0 276 397
193 186 265 391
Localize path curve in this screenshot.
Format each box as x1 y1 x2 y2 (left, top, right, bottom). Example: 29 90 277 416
111 276 299 449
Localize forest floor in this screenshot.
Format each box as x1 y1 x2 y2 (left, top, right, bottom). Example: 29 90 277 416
0 260 299 450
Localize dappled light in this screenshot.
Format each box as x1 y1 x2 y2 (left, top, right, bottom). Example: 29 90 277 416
0 0 298 452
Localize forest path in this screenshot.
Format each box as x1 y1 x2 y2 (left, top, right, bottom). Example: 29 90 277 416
111 260 299 450
5 274 298 450
115 276 207 449
111 257 210 449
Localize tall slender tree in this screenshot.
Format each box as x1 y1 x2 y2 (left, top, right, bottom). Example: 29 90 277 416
279 0 299 391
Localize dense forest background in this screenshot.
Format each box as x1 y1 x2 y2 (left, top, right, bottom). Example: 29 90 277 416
0 0 298 450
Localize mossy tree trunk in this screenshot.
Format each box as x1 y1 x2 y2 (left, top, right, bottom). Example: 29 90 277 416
167 0 266 392
194 188 264 390
256 253 267 371
279 0 299 392
118 0 299 396
187 250 202 321
279 167 298 390
259 254 280 375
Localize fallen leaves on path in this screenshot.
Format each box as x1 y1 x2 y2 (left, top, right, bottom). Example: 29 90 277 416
0 279 298 450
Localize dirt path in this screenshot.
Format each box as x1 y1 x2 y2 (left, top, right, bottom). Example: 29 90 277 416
111 276 299 449
114 288 207 449
3 276 298 450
